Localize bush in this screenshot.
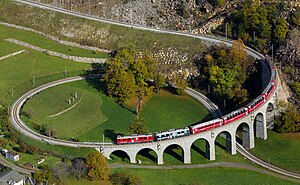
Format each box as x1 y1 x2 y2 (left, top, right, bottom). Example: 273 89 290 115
274 105 300 133
110 172 142 185
128 118 148 134
86 151 110 181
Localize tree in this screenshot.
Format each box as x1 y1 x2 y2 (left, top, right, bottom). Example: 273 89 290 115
127 174 142 185
175 76 187 95
229 39 247 69
103 60 136 103
274 18 288 40
103 48 158 114
86 151 110 181
33 170 53 185
274 106 300 133
154 73 165 93
129 118 148 134
288 9 300 27
71 158 87 179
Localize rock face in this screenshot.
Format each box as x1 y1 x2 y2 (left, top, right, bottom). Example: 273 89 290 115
32 0 241 33
277 28 300 109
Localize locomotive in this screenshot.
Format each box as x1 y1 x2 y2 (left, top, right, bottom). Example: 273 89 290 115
116 66 276 145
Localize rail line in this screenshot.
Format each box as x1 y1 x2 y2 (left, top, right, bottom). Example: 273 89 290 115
8 0 300 180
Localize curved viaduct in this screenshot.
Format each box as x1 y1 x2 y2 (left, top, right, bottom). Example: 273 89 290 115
11 0 278 168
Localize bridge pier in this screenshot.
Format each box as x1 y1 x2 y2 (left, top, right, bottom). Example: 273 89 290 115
229 134 236 155
157 150 164 165
183 146 191 164
208 141 215 161
255 113 267 140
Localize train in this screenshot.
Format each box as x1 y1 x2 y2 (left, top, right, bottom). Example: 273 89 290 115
116 63 277 145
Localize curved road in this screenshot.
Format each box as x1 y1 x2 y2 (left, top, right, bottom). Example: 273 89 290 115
8 0 300 181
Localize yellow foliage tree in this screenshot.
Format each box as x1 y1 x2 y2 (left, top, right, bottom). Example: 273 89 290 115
86 151 110 181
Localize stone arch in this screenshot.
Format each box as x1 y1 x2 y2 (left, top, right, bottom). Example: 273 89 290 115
163 144 184 164
109 150 131 163
254 112 267 139
135 148 158 164
266 102 275 129
190 137 212 162
214 130 235 154
235 122 251 148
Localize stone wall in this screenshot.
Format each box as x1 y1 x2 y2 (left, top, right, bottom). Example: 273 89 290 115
6 38 106 64
0 21 110 53
0 50 28 61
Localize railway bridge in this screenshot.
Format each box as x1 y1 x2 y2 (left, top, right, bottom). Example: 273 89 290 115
100 58 277 164
100 89 276 165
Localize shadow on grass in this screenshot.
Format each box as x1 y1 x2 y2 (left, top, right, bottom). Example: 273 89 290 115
119 104 137 115
104 129 118 141
111 150 130 162
236 136 243 145
165 145 183 163
137 148 157 163
215 141 226 151
191 143 207 158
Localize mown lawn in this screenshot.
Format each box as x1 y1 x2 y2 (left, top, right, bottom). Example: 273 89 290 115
23 80 211 142
0 24 108 58
112 168 297 185
251 130 300 173
0 49 90 106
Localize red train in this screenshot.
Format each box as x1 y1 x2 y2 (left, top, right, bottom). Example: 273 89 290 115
116 65 277 144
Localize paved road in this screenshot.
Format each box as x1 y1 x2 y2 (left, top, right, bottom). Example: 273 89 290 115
0 155 33 175
8 0 300 181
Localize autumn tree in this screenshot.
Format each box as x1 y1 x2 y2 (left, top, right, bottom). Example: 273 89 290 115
33 169 53 185
86 151 110 181
103 48 158 114
154 73 165 93
129 118 149 134
174 76 188 95
274 18 288 40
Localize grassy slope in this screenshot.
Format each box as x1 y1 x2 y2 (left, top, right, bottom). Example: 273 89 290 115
251 130 300 173
112 168 296 185
140 91 210 132
23 80 211 142
0 0 206 56
0 24 108 58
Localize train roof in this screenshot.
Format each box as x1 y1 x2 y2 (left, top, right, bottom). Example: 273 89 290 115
117 134 152 139
190 118 223 128
155 127 189 135
222 107 247 119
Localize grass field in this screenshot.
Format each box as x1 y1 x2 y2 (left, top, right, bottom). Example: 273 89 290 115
251 130 300 173
22 80 211 142
111 168 297 185
0 24 108 58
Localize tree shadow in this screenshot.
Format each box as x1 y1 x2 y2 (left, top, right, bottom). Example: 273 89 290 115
111 151 130 162
84 63 106 94
119 104 137 115
104 129 118 141
236 136 243 145
191 143 207 158
165 146 183 163
137 149 157 163
215 141 226 151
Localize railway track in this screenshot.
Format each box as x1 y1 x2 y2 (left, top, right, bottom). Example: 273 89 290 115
8 0 300 181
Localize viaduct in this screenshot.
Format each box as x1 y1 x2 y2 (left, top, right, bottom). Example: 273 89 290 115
100 59 277 165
